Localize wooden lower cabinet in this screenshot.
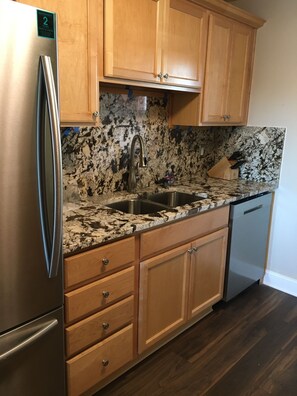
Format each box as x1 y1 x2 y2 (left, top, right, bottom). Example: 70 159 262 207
138 244 191 353
138 208 229 353
65 266 135 323
188 228 228 318
65 208 229 393
66 324 134 396
65 296 134 357
64 237 136 290
64 236 137 395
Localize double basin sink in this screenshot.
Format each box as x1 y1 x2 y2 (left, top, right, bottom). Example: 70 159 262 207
106 191 205 215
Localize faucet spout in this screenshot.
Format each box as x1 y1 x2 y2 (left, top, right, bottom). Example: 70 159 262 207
128 134 147 193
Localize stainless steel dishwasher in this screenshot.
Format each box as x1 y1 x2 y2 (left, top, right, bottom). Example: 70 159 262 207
223 192 273 301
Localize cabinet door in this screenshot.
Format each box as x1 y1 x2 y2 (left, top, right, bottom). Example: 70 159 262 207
104 0 163 83
162 0 208 88
188 228 228 319
17 0 98 126
201 13 232 124
202 13 255 125
138 244 190 353
225 21 255 124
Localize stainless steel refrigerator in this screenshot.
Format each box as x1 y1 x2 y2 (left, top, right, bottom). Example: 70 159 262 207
0 1 65 394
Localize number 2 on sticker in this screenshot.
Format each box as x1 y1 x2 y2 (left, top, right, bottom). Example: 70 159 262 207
43 16 49 27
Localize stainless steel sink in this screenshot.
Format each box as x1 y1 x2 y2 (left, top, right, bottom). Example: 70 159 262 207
145 191 204 208
106 199 169 215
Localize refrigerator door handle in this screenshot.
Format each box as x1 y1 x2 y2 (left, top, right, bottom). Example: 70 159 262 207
0 319 58 362
37 55 62 278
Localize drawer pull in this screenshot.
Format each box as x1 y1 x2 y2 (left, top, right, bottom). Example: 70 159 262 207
102 322 110 330
102 258 109 266
102 359 109 367
102 291 110 298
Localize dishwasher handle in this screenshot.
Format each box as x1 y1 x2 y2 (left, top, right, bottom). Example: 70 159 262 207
230 193 272 220
244 205 263 215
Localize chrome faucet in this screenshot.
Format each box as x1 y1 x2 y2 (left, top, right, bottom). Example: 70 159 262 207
128 134 147 193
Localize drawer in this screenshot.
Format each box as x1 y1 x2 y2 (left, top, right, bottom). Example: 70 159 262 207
65 295 134 357
140 206 229 259
64 237 136 289
65 267 134 324
66 324 134 396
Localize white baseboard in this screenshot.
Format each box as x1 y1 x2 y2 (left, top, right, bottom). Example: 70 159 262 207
263 270 297 297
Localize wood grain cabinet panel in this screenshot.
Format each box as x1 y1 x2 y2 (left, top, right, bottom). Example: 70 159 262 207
224 21 255 124
140 206 229 259
64 237 137 394
201 13 255 125
64 237 136 289
17 0 99 126
104 0 163 83
65 296 134 357
171 12 258 127
162 0 208 89
138 244 190 353
66 324 134 396
138 209 229 354
103 0 207 90
188 228 228 318
201 13 231 124
65 267 134 324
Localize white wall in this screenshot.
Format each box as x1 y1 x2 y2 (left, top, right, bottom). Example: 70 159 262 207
232 0 297 294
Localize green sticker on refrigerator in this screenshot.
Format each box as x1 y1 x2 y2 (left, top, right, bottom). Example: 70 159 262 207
37 10 55 39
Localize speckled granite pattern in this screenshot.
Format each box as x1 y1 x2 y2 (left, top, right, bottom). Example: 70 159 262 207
62 92 214 200
62 93 285 255
62 93 285 200
214 126 286 182
63 177 276 255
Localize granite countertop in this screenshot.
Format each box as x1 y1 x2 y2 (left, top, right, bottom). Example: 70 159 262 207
63 177 277 256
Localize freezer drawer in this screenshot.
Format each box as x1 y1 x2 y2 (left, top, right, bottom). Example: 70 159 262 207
0 307 65 396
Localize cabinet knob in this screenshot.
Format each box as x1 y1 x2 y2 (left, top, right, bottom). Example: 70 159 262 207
102 322 110 330
102 359 109 367
163 73 169 79
93 111 99 118
187 248 193 254
192 247 198 252
102 291 110 298
157 72 163 79
102 258 109 266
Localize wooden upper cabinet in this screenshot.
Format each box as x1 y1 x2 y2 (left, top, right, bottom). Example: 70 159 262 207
17 0 99 126
103 0 207 90
201 13 255 125
201 14 231 124
162 0 208 89
225 21 255 124
104 0 163 83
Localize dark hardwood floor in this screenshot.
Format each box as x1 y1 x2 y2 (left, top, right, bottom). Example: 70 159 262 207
96 284 297 396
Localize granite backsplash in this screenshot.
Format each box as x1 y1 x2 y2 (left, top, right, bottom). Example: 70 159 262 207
62 92 285 200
